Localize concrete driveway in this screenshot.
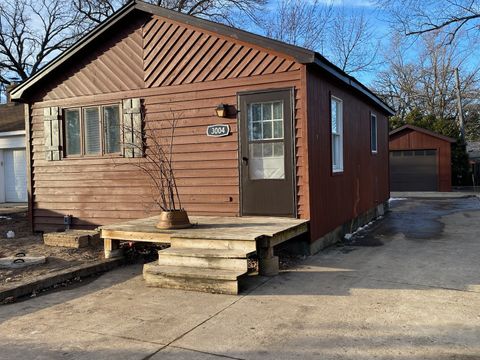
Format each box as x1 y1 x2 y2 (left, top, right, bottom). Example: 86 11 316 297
1 197 479 360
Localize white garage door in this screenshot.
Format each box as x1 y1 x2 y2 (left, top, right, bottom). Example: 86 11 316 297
4 149 27 202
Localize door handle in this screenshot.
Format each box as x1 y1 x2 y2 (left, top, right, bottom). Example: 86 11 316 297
242 157 249 165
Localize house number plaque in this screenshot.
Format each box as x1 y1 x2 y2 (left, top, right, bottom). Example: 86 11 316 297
206 124 230 137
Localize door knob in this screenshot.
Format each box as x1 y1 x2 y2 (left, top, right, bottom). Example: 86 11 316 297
242 157 249 165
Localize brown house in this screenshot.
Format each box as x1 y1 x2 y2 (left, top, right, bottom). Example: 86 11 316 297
11 1 393 253
389 124 455 192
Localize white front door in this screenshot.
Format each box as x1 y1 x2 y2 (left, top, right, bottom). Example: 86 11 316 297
4 149 27 202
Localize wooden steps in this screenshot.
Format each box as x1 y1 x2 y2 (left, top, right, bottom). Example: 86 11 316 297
143 263 240 295
170 237 257 252
143 241 253 294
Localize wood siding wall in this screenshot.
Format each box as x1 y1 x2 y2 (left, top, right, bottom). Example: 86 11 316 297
39 17 146 101
28 15 307 232
306 68 390 242
389 130 452 191
143 16 301 88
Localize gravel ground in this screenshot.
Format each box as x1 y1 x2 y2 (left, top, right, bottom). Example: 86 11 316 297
0 212 103 292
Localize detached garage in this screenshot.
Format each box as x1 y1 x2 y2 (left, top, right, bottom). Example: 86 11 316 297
389 125 455 192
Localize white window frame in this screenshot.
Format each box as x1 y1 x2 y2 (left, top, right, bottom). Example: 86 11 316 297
370 113 378 154
331 96 344 173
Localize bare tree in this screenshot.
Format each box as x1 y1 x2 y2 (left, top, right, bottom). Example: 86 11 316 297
374 31 480 120
0 0 83 88
258 0 333 51
377 0 480 44
329 8 379 74
75 0 267 26
258 1 379 76
115 111 182 212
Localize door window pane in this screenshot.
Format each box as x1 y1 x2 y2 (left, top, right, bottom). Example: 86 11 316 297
248 101 284 141
273 101 283 119
104 106 120 154
252 122 262 140
65 109 81 156
262 103 272 120
84 107 101 155
249 142 285 180
262 121 272 139
247 100 285 180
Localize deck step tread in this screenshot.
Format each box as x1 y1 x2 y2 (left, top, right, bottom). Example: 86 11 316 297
160 247 250 258
144 263 245 280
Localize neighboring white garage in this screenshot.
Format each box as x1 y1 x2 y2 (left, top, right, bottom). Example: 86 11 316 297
0 101 27 203
4 147 27 202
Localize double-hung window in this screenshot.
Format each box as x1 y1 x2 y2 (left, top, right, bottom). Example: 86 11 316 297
64 105 121 157
370 113 378 153
331 96 344 173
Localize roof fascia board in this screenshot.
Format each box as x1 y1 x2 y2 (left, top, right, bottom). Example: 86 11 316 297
313 57 395 116
389 125 456 143
10 1 138 100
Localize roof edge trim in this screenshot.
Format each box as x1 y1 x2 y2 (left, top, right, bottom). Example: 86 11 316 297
389 124 457 143
10 1 138 100
313 57 395 115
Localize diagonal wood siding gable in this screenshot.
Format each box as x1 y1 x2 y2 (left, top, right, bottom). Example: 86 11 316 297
143 16 301 88
42 18 146 101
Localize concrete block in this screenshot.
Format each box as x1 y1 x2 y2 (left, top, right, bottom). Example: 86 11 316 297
43 230 100 249
258 255 279 276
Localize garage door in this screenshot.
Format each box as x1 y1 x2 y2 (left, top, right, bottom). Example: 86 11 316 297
390 149 438 191
4 149 27 202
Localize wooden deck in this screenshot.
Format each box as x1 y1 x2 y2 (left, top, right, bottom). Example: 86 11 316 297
99 215 308 246
99 216 309 292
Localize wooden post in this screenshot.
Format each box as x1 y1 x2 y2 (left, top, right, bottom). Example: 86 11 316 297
104 238 122 259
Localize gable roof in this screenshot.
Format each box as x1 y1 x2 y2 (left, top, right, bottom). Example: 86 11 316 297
389 124 456 143
10 0 394 115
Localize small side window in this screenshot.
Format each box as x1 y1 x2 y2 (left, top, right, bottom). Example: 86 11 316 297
65 109 81 156
104 105 121 154
370 113 377 153
331 96 344 172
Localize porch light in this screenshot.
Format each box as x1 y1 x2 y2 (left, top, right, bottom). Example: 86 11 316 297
216 104 227 118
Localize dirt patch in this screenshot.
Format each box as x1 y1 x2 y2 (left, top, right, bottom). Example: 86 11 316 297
0 211 103 292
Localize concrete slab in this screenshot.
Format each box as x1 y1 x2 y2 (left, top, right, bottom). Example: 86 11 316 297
391 191 478 198
0 197 479 359
0 323 162 360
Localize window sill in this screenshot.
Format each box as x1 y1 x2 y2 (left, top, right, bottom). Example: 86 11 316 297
63 153 123 159
332 169 344 176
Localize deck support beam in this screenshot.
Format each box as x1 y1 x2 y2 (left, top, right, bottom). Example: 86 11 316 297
104 238 123 259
